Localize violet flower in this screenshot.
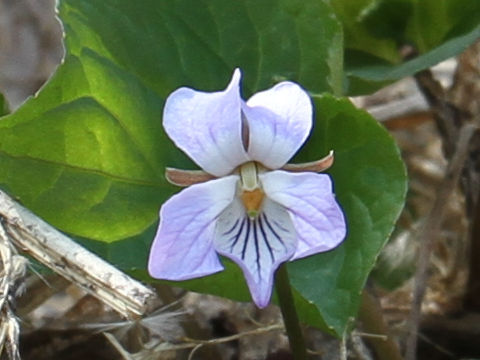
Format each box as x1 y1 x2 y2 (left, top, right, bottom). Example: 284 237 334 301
148 69 346 308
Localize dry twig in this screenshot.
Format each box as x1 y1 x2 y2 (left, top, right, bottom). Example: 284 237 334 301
105 323 284 359
405 123 479 360
0 190 157 319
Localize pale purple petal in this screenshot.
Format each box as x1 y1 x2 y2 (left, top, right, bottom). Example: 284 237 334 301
163 69 249 176
243 82 312 169
148 176 239 280
214 197 297 308
260 171 346 260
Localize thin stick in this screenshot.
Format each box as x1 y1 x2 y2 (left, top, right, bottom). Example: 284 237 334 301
181 323 284 346
405 123 479 360
0 190 157 319
105 323 284 357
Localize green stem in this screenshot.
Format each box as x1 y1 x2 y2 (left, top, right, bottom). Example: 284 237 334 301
275 263 307 360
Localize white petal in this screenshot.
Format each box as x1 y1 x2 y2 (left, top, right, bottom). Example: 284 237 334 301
244 81 312 169
148 175 239 280
163 69 249 176
214 197 297 308
260 171 346 260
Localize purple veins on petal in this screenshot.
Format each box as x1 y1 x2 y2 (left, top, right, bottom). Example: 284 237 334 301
214 197 297 308
257 215 275 262
260 170 347 260
148 176 238 280
149 68 347 309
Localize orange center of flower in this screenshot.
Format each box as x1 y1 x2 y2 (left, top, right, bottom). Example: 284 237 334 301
241 188 264 219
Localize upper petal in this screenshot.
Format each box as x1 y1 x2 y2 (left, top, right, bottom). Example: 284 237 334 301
214 196 297 308
260 171 346 260
163 69 249 176
148 175 239 280
243 81 312 169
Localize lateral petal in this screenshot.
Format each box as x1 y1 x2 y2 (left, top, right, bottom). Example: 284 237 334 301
214 197 297 308
244 81 312 169
148 176 239 280
163 69 249 176
260 171 346 260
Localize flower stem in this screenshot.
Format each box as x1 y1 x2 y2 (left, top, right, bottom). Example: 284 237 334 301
275 263 307 360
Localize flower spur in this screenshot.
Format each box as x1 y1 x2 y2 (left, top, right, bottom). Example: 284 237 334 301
148 69 346 308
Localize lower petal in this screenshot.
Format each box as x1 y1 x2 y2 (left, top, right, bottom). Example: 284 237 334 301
214 197 297 308
260 171 346 260
148 176 238 280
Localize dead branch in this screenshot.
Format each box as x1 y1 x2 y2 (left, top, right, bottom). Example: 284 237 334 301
405 123 479 360
0 190 157 319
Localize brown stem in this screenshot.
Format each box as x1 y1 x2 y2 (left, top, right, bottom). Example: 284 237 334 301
404 123 478 360
358 289 404 360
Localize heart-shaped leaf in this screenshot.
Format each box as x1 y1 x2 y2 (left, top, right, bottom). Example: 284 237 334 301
0 0 343 241
0 0 407 336
290 94 407 334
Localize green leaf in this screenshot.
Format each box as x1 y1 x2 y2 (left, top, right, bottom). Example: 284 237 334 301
332 0 480 94
0 55 174 241
0 0 343 242
330 0 406 64
0 0 406 336
63 0 344 96
289 94 407 334
346 23 480 94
